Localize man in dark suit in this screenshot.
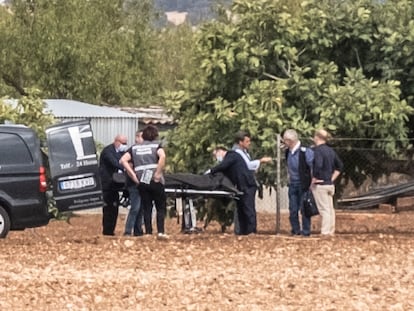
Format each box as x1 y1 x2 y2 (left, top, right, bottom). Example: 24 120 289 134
99 134 128 236
209 146 258 235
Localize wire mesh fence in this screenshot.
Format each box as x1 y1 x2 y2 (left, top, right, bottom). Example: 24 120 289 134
255 135 414 232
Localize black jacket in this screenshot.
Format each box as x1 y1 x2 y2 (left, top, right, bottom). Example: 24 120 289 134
313 144 343 185
210 150 257 192
285 147 312 191
99 144 125 191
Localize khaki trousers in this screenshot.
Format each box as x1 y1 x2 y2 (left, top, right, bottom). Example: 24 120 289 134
312 184 335 235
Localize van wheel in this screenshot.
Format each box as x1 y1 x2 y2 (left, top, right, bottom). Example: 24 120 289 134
0 206 11 238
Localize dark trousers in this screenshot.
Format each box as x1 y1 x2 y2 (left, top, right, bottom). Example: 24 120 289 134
288 183 311 235
236 186 257 235
102 190 119 235
138 181 166 234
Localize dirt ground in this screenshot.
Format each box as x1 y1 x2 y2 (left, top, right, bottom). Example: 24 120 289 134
1 209 414 311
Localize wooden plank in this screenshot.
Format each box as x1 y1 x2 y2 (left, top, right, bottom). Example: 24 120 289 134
396 196 414 212
378 203 396 214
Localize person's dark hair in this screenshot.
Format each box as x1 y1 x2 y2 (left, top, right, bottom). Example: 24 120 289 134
234 130 250 144
142 125 159 141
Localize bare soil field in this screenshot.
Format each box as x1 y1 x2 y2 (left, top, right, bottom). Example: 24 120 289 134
1 209 414 311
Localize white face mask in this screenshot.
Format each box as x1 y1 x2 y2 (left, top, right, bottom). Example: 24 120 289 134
118 144 128 152
216 154 223 163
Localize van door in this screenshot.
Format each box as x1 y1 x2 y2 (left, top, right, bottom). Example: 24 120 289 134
46 120 103 212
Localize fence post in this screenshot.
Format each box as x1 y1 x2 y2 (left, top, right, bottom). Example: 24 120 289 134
276 133 281 234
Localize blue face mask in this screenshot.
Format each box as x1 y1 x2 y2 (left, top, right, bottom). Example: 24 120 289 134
118 144 128 152
216 155 223 163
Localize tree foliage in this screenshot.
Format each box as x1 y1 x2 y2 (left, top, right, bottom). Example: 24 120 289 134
0 90 54 140
164 0 414 187
0 0 159 106
153 24 197 94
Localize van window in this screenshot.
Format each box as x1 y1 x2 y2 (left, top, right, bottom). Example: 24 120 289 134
0 133 33 165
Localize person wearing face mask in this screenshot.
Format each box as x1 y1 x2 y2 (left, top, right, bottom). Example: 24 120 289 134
209 146 258 235
99 134 128 236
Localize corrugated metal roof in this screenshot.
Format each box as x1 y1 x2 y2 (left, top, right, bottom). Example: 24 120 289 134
43 99 137 118
120 106 174 124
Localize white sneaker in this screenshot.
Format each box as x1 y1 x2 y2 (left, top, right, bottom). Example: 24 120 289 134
157 233 169 240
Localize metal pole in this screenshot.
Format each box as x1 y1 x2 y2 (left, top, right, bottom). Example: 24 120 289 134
276 134 281 234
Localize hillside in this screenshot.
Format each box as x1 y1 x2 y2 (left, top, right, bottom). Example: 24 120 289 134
155 0 232 24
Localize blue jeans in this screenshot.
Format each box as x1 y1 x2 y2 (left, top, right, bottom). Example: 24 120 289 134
124 185 143 236
288 183 311 235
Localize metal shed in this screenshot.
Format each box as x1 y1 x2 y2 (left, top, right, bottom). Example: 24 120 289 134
120 106 175 133
43 99 139 147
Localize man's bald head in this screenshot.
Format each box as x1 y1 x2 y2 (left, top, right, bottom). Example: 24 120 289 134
313 129 331 145
114 134 127 146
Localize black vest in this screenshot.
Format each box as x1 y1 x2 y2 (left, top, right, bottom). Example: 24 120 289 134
285 147 312 191
131 141 160 180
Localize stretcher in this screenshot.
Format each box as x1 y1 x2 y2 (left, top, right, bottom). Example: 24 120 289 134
164 173 241 233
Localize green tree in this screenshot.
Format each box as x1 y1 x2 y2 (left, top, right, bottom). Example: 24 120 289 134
153 24 197 94
0 0 158 105
0 89 54 140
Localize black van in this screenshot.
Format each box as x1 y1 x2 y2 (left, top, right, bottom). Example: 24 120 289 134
0 124 50 237
46 120 103 212
0 120 103 238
